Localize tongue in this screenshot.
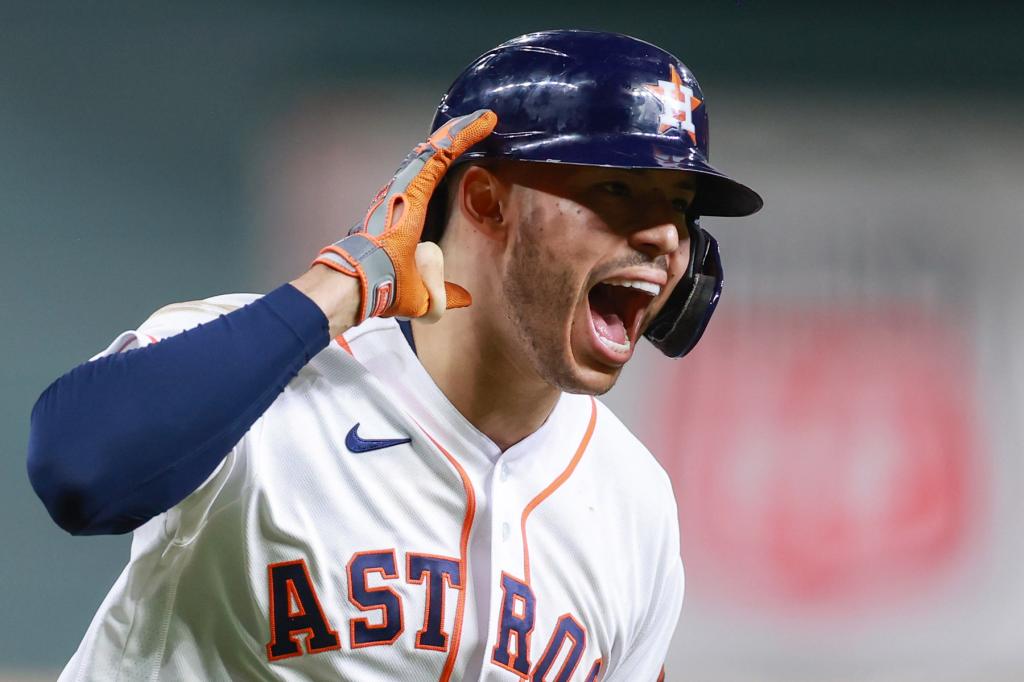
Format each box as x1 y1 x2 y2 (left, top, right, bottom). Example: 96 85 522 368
589 287 628 345
593 311 627 345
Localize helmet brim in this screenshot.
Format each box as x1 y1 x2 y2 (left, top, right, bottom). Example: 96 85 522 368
455 131 763 218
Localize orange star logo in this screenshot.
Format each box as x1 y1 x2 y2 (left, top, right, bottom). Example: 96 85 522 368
644 64 702 144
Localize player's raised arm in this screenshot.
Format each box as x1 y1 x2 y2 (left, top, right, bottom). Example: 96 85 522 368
294 109 496 333
26 110 494 536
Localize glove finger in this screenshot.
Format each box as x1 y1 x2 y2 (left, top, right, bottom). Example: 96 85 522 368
362 110 497 237
427 109 498 159
443 281 472 310
404 110 497 204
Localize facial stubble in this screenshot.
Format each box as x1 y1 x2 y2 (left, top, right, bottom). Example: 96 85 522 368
501 207 614 395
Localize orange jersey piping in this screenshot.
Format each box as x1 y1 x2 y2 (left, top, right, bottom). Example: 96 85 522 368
334 335 353 355
520 397 598 584
418 426 477 682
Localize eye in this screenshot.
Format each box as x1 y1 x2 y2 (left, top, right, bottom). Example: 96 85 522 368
597 181 631 197
672 198 691 213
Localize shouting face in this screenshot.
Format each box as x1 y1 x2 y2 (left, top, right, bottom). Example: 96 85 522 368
455 161 696 396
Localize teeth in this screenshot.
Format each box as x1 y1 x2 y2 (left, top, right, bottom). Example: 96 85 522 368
604 279 662 297
597 335 631 354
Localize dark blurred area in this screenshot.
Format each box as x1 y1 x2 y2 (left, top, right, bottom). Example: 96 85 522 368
3 1 1023 678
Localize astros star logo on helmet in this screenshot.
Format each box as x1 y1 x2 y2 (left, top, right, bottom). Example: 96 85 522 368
644 64 702 143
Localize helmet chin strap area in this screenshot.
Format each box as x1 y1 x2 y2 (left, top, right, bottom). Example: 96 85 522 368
642 217 723 358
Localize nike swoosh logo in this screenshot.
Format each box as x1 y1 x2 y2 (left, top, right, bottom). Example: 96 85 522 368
345 423 412 453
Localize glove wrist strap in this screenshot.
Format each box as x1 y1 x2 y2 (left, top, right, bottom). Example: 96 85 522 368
313 233 397 324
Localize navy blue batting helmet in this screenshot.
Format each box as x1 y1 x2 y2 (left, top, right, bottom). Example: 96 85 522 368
430 29 763 217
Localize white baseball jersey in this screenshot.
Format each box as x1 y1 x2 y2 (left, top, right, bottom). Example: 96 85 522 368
60 293 684 681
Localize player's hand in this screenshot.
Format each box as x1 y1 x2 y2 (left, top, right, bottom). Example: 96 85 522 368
413 241 448 324
313 109 498 323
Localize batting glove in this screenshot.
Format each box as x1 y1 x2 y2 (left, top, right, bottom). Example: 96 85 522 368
313 109 498 323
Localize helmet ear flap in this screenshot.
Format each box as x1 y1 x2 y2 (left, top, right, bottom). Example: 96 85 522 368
642 218 723 358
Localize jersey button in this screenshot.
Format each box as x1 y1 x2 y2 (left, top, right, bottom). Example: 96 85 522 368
499 462 510 481
501 521 511 541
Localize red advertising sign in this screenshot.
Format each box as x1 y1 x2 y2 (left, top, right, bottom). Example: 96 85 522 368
647 306 985 615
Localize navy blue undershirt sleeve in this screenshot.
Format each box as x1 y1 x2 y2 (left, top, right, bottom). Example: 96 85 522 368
27 284 330 536
397 318 417 355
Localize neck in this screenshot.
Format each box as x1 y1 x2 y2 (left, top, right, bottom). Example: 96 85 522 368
411 314 560 452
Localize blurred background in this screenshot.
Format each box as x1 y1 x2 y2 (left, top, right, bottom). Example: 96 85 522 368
3 1 1023 680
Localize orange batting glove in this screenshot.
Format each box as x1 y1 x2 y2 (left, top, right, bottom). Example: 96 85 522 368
313 109 498 323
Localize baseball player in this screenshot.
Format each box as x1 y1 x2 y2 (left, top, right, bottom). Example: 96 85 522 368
28 30 761 680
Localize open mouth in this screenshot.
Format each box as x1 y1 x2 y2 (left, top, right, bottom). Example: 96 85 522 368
587 278 662 355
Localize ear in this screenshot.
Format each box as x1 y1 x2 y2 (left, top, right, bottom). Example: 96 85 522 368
458 165 508 241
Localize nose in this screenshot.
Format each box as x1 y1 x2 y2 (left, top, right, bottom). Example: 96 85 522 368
628 215 682 259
